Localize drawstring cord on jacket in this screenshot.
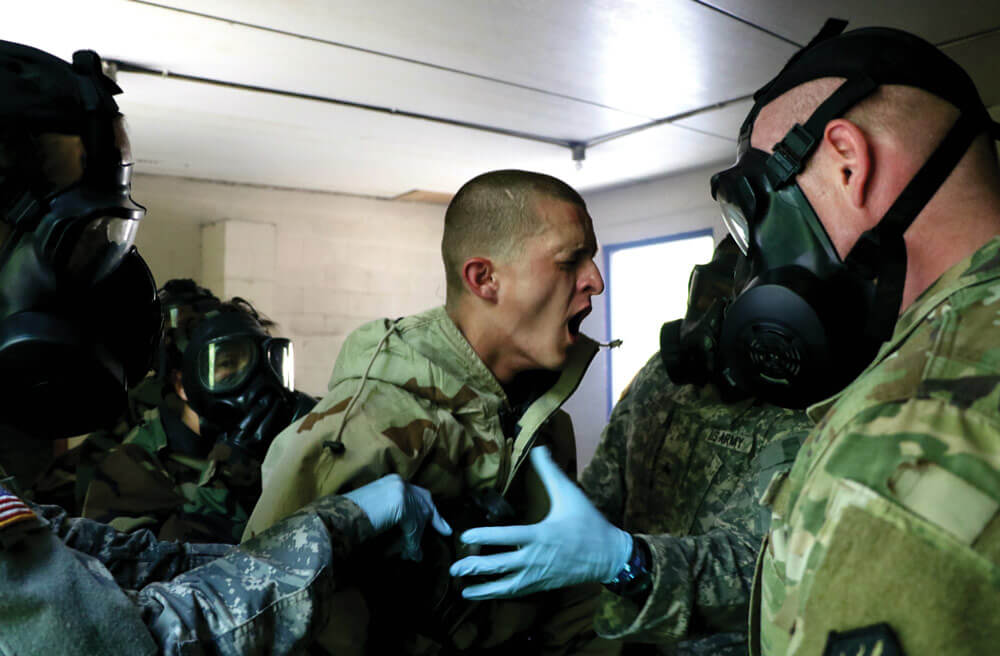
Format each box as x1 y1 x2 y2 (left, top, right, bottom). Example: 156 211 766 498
323 319 400 455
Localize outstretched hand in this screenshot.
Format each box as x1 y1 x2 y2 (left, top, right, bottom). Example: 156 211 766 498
449 446 632 599
344 474 452 561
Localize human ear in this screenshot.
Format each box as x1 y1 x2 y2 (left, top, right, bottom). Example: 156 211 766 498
824 118 871 210
461 257 498 302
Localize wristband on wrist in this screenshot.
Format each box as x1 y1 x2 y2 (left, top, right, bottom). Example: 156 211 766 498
603 535 652 598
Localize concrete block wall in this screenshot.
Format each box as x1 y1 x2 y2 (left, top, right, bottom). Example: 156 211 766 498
133 175 204 284
263 200 445 394
131 173 446 398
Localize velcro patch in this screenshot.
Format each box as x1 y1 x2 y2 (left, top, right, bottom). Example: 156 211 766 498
889 461 999 545
704 428 753 453
823 623 904 655
0 484 36 530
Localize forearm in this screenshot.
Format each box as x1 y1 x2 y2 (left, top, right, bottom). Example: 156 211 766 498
37 502 228 588
593 527 758 642
138 494 374 655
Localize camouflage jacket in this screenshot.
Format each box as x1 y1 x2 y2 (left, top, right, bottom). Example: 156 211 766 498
0 378 163 500
246 305 618 654
31 385 175 514
0 476 376 655
31 428 121 513
754 236 1000 656
581 353 811 655
80 404 260 543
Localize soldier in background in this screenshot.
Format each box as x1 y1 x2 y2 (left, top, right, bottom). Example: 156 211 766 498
450 238 812 655
80 297 317 543
0 39 450 654
133 278 222 424
713 24 1000 655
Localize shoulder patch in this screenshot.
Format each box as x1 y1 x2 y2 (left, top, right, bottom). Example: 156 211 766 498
823 623 904 656
0 484 37 530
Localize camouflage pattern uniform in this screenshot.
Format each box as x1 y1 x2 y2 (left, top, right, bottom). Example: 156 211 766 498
246 305 618 654
581 352 811 654
754 237 1000 655
79 403 261 543
31 377 169 513
0 452 382 655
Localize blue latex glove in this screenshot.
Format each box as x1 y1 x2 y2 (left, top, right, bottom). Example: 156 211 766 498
449 446 633 599
344 474 452 561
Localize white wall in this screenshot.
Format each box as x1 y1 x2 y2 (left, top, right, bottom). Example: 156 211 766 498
566 162 727 469
130 173 446 397
132 175 205 284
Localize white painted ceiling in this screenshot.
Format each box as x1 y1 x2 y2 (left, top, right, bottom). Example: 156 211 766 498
9 1 1000 198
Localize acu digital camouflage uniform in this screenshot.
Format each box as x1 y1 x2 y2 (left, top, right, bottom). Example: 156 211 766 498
246 305 618 654
581 351 811 655
754 236 1000 655
79 402 261 543
1 450 379 655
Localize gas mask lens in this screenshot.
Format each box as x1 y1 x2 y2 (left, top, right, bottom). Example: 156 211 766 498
267 338 294 391
711 169 756 256
719 199 750 255
198 337 258 393
63 215 140 283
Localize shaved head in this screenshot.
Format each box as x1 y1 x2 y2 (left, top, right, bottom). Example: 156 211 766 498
752 79 998 181
442 169 588 306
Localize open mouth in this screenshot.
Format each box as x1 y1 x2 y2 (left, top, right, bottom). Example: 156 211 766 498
568 306 591 338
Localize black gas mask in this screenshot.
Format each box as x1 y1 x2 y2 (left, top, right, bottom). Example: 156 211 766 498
660 236 746 400
181 311 314 459
710 22 1000 408
0 43 159 438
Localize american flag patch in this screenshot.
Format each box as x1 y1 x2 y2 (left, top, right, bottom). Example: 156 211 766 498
0 485 35 529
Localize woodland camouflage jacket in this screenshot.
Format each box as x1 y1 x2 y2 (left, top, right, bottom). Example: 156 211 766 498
581 353 810 655
31 384 177 515
79 404 260 543
754 236 1000 655
245 305 617 654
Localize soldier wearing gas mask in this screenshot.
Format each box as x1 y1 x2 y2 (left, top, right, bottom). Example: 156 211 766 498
79 297 317 543
450 238 812 655
0 40 449 654
141 278 222 420
0 44 159 489
179 297 317 462
711 23 1000 655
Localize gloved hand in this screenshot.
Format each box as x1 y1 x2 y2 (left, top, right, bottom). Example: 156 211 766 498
344 474 452 561
449 446 633 599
